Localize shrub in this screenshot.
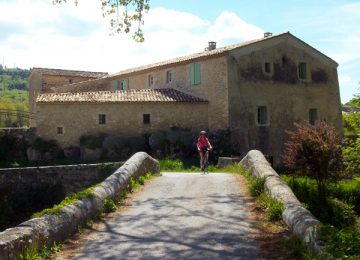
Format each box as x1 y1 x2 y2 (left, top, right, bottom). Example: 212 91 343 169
249 177 265 197
149 131 168 152
328 198 356 228
80 133 107 149
102 199 116 213
138 176 145 185
0 131 28 162
159 158 184 171
208 128 239 160
282 121 343 198
343 137 360 175
31 137 59 154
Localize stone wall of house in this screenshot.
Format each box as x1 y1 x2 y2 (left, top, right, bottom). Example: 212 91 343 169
227 35 343 166
29 72 103 128
36 102 208 147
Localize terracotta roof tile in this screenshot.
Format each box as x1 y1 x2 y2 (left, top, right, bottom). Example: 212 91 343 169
32 68 108 78
36 88 208 103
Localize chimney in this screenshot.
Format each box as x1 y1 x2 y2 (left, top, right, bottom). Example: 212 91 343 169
206 41 216 51
264 32 273 38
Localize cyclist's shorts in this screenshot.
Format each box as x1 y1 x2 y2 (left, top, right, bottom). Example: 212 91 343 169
201 146 209 152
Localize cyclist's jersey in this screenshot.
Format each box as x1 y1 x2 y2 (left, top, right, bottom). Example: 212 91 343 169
197 136 209 150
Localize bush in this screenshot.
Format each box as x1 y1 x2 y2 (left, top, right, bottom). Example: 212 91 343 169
282 121 343 197
149 131 168 152
103 134 146 158
329 198 356 228
159 158 184 171
208 128 239 161
80 133 107 149
102 199 116 213
343 137 360 175
0 131 28 162
249 177 265 197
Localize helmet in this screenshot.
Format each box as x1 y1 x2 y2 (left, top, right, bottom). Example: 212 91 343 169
200 130 206 135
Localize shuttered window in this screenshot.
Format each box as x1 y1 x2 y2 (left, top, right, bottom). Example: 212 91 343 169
257 106 268 125
121 79 129 90
166 70 172 83
190 63 201 85
143 114 150 124
148 75 154 87
309 109 317 125
112 80 119 90
298 62 307 80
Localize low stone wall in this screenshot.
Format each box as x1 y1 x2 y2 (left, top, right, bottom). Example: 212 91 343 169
0 152 160 260
240 150 323 253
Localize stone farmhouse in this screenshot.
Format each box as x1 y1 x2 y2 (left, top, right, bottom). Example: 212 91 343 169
30 32 343 166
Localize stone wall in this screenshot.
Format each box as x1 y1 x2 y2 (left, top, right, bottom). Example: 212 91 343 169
0 152 160 260
37 102 208 148
0 162 122 231
228 35 343 167
240 150 323 253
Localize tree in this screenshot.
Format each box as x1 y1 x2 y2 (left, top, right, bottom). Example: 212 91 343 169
53 0 150 42
282 121 343 197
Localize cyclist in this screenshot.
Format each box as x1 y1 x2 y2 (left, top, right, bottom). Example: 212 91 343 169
197 130 213 170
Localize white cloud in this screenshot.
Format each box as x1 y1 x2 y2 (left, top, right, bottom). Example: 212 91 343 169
0 2 265 73
339 75 352 85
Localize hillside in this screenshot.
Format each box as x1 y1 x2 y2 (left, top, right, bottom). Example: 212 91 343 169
0 66 30 127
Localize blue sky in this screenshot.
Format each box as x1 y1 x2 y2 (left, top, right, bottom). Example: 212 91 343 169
0 0 359 102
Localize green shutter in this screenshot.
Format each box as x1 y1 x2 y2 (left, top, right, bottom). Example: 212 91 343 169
190 63 201 85
122 79 129 90
112 80 119 90
309 109 317 125
258 106 267 124
299 63 307 79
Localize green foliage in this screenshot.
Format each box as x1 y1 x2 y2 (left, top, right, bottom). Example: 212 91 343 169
258 193 285 221
102 134 146 158
0 67 30 127
279 235 315 260
32 185 97 218
80 133 107 149
103 198 117 213
138 176 145 185
0 131 28 162
343 137 360 175
38 245 51 259
345 92 360 107
51 241 62 253
159 158 184 171
282 175 360 226
329 198 357 228
20 243 39 260
31 137 59 154
83 219 94 229
319 224 360 259
282 121 343 197
249 177 265 197
97 162 123 180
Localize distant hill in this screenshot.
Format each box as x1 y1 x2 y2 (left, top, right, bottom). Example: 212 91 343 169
0 66 30 127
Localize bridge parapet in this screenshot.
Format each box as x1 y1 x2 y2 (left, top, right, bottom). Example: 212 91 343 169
240 150 323 253
0 152 159 260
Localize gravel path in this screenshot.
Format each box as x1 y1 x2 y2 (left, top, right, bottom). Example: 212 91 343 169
73 172 260 259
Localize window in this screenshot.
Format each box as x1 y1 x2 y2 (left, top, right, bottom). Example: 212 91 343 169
166 70 172 83
264 62 272 74
143 114 150 124
121 79 129 90
57 126 64 135
112 80 120 90
298 62 307 80
190 63 201 85
309 109 317 125
99 114 106 125
257 106 268 125
148 74 154 87
69 79 73 84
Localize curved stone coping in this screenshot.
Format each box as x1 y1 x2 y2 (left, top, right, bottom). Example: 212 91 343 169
240 150 323 253
0 152 160 260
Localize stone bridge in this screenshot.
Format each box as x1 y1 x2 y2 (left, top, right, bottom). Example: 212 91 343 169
0 151 321 259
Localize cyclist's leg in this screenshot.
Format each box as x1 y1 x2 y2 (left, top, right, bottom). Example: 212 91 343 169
199 151 204 169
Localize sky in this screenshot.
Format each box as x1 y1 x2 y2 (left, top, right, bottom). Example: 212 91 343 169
0 0 359 103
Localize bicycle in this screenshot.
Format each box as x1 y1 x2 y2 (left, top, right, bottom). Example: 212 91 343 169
200 147 211 174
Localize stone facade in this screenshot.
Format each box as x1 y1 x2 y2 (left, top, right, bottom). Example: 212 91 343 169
28 68 108 127
34 33 343 166
37 102 208 147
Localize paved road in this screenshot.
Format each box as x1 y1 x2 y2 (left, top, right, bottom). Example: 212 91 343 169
73 172 260 259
